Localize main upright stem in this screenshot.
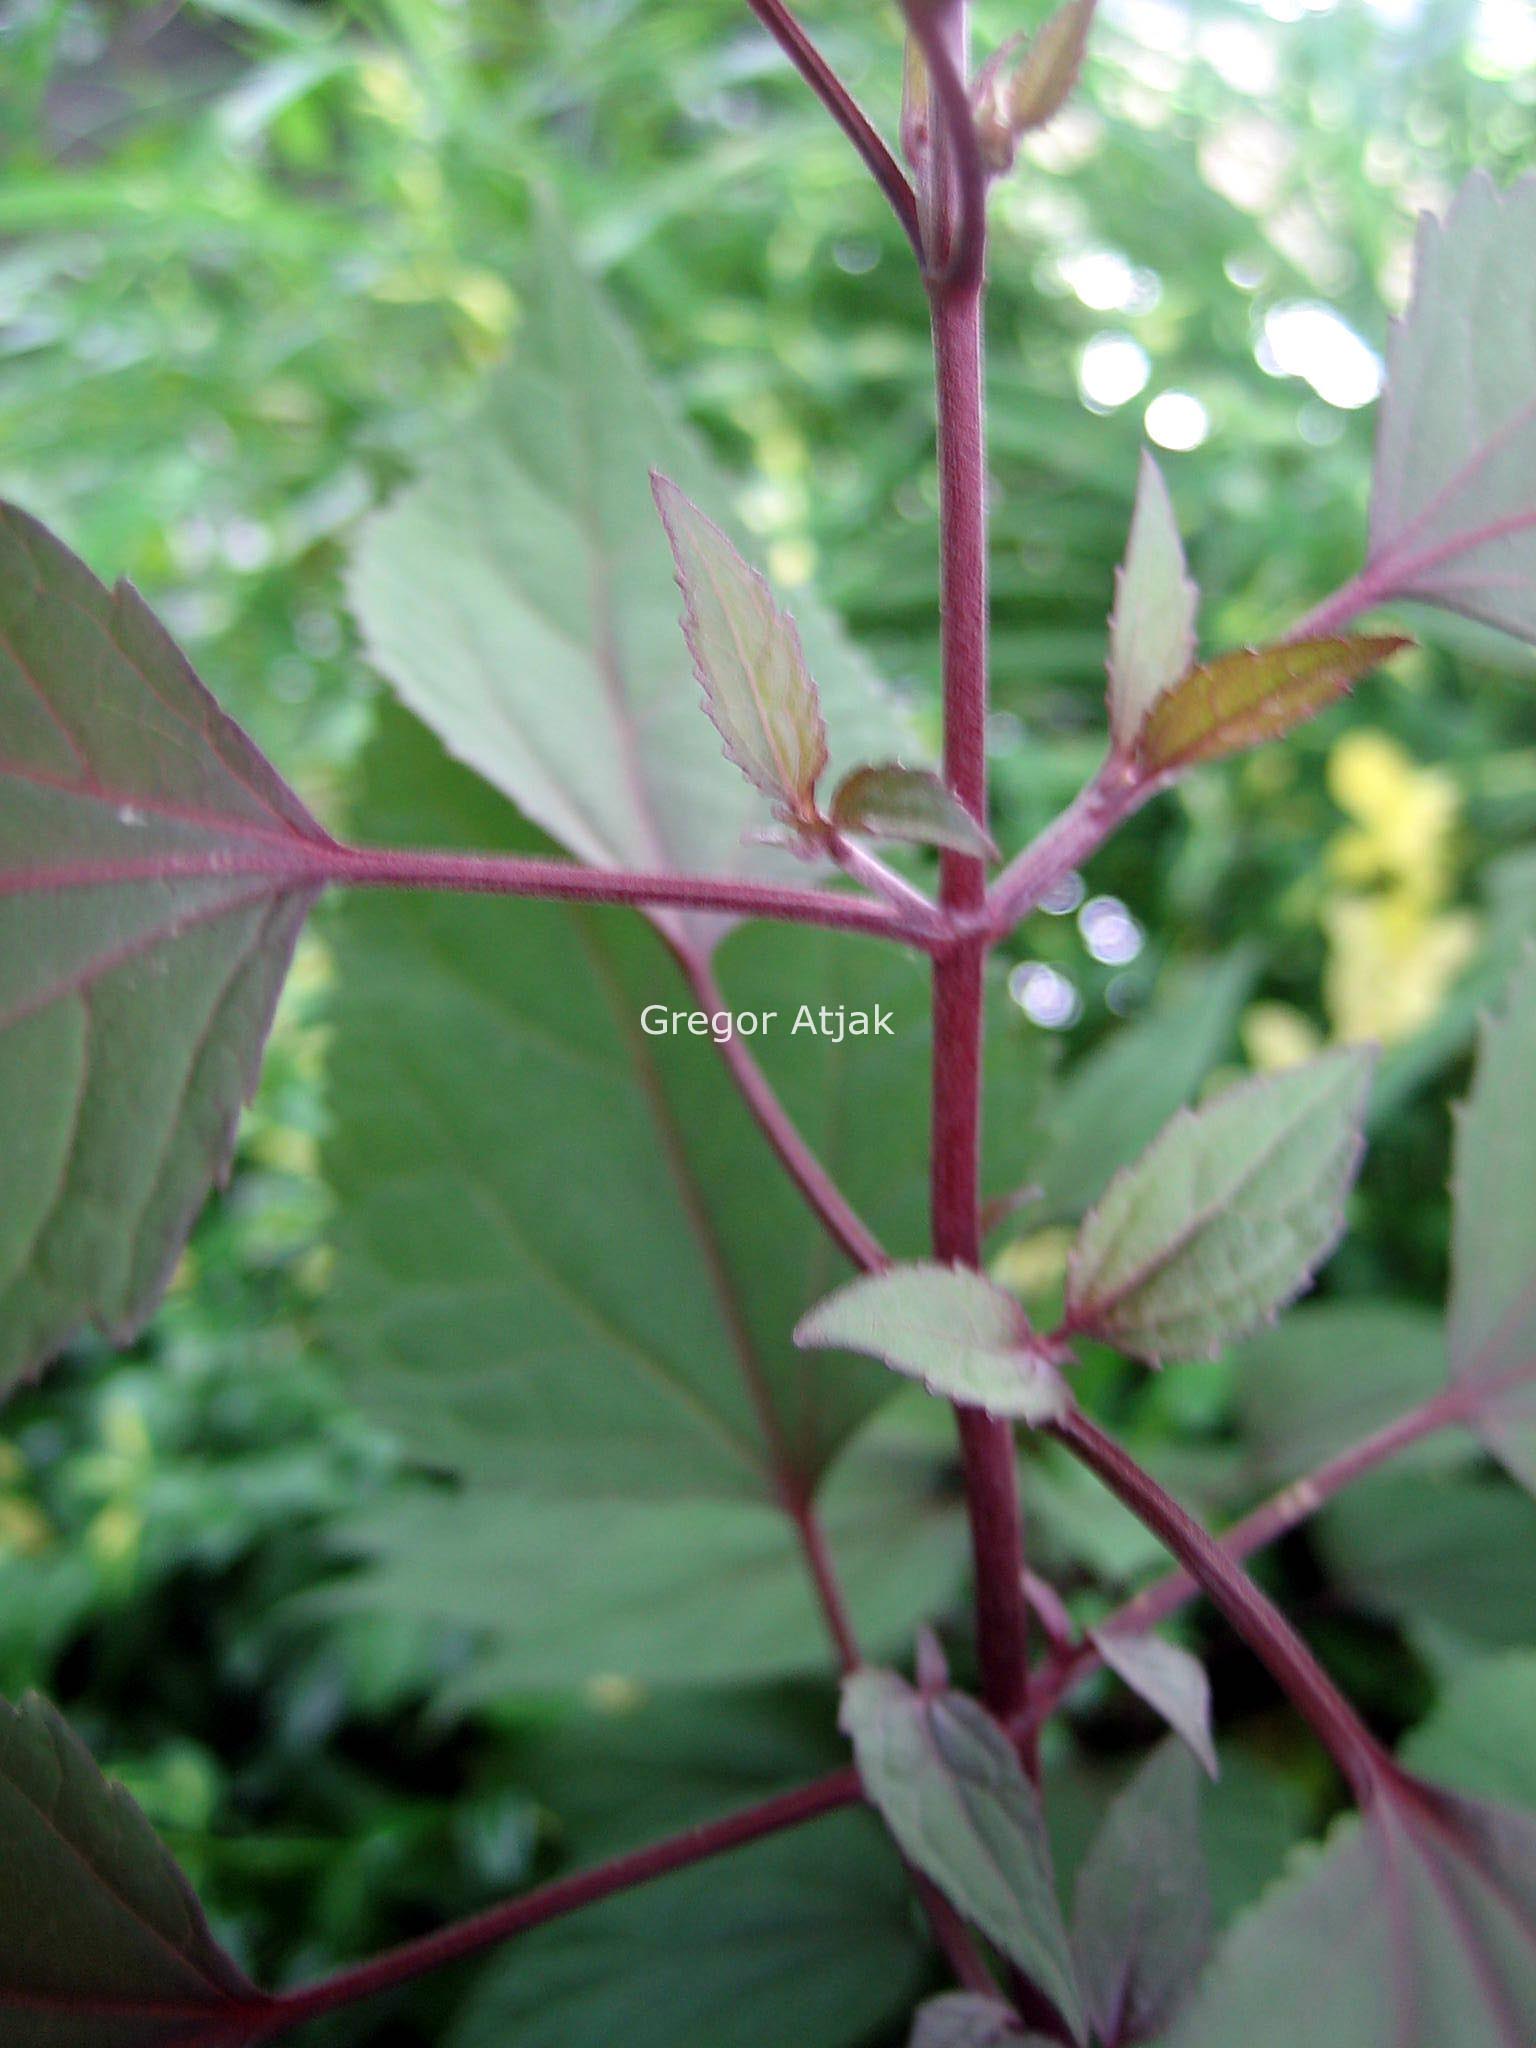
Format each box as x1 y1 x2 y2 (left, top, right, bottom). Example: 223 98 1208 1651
925 0 1030 1728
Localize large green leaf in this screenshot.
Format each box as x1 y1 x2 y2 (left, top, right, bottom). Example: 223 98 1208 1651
0 1691 272 2045
1448 950 1536 1492
348 205 905 948
841 1669 1084 2040
1064 1050 1372 1363
1368 172 1536 646
0 502 323 1391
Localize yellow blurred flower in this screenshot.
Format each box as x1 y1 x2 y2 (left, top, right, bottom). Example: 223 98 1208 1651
991 1227 1074 1301
1242 1000 1323 1072
1326 730 1458 902
1324 894 1477 1045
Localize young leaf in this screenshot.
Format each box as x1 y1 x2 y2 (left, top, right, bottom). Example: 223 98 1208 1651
348 203 907 946
0 502 326 1391
1368 172 1536 646
651 473 827 827
1091 1630 1218 1780
1064 1049 1373 1363
841 1669 1085 2040
1072 1742 1213 2047
1447 948 1536 1493
1106 451 1199 751
1165 1778 1536 2048
795 1264 1069 1424
829 764 996 859
910 1993 1040 2046
1132 636 1408 778
0 1690 273 2044
974 0 1099 172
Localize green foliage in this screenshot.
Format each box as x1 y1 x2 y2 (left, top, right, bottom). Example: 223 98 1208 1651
1105 451 1196 752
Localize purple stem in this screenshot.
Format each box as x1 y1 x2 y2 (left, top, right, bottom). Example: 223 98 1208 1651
901 0 988 292
1288 506 1536 640
983 753 1149 939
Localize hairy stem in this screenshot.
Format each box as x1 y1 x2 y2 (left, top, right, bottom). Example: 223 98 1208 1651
984 754 1149 939
1048 1408 1389 1801
270 1767 862 2032
830 830 950 937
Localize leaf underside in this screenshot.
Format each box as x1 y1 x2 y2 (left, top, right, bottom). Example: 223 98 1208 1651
1091 1630 1218 1780
829 763 996 859
0 502 323 1392
1107 450 1198 751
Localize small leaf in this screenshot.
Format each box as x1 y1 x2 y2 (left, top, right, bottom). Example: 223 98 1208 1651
1072 1742 1213 2047
0 502 325 1390
910 1992 1040 2046
974 0 1099 171
1064 1049 1373 1363
1368 171 1536 647
1164 1774 1536 2048
1107 452 1199 751
796 1264 1069 1424
1448 948 1536 1493
830 764 996 859
652 472 828 825
842 1669 1085 2040
1091 1630 1218 1780
0 1691 272 2044
1133 636 1408 777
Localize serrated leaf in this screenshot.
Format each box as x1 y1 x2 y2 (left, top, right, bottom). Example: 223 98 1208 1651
1133 636 1407 777
1064 1049 1372 1363
1106 452 1198 751
841 1669 1085 2040
0 502 325 1392
1368 172 1536 646
348 203 907 950
910 1992 1042 2046
1072 1742 1212 2046
1447 949 1536 1493
829 763 996 859
1090 1631 1218 1780
651 473 827 824
974 0 1099 170
795 1264 1069 1424
0 1691 272 2044
1164 1776 1536 2048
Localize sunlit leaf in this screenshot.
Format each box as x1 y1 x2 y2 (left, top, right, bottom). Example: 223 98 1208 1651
829 763 995 858
1064 1050 1372 1362
1106 451 1198 751
974 0 1099 171
1448 949 1536 1492
1090 1631 1218 1780
0 502 325 1392
1133 637 1407 778
1072 1742 1212 2047
0 1691 272 2045
1368 171 1536 646
841 1669 1085 2040
796 1264 1068 1423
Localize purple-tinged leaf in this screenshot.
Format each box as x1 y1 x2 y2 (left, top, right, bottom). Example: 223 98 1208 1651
1448 948 1536 1493
796 1264 1069 1424
1165 1773 1536 2048
652 473 828 826
1368 172 1536 646
0 502 326 1391
1106 452 1198 752
974 0 1099 172
841 1670 1085 2041
829 764 996 859
909 1992 1041 2046
0 1690 275 2044
1133 637 1408 778
1072 1742 1212 2047
1064 1049 1373 1364
1091 1630 1218 1780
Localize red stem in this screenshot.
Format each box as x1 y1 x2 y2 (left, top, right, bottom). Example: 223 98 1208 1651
902 0 987 292
983 754 1148 938
268 1767 862 2033
741 0 923 258
1047 1408 1389 1801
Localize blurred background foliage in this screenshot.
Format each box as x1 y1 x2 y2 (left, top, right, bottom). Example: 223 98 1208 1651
1 0 1534 2036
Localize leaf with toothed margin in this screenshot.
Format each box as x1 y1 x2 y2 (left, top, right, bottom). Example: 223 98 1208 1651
829 763 996 859
841 1669 1085 2041
1072 1741 1212 2048
1132 637 1408 778
1063 1049 1373 1364
1367 171 1536 647
0 1690 274 2044
0 501 326 1394
1090 1631 1218 1780
973 0 1100 171
795 1264 1069 1424
1448 949 1536 1495
1105 451 1198 751
652 473 827 826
